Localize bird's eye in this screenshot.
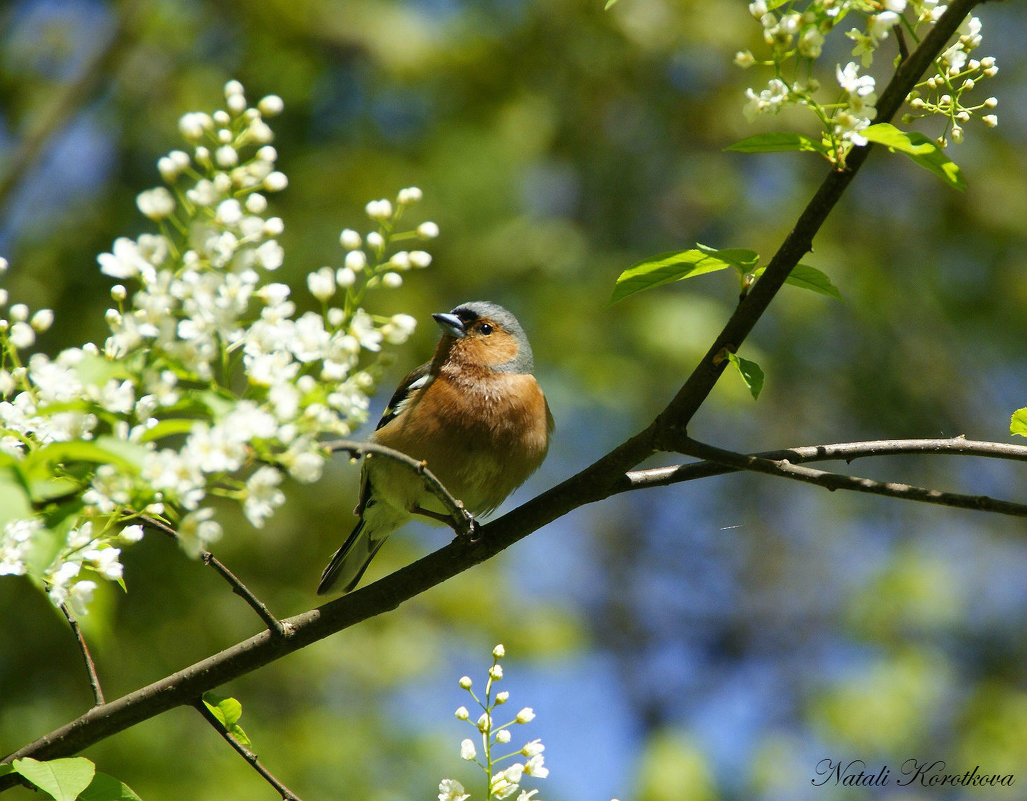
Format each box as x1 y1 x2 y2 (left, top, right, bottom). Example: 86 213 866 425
479 323 493 335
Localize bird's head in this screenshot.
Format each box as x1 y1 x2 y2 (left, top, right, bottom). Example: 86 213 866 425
431 301 534 375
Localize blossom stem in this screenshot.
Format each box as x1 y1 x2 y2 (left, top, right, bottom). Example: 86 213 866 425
60 602 105 706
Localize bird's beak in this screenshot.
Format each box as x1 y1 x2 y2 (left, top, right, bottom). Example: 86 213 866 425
432 312 466 338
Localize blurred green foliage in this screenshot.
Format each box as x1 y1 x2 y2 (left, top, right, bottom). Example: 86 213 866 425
1 0 1025 799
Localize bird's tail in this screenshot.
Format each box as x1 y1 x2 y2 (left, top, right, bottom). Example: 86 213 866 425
316 517 390 595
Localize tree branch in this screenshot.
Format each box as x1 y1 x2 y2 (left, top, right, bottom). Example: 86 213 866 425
59 604 105 707
192 699 303 801
678 438 1027 517
623 437 1027 489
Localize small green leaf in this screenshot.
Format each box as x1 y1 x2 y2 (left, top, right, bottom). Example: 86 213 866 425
610 246 754 304
862 123 965 190
1011 408 1027 437
202 692 253 749
13 757 95 801
786 263 842 299
695 243 760 272
726 132 828 155
724 351 765 400
604 0 620 8
79 772 142 801
138 417 198 443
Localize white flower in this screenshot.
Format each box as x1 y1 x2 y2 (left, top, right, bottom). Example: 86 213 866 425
243 466 286 528
339 228 362 250
459 676 473 689
284 448 321 483
489 664 504 680
476 712 492 732
307 267 336 301
455 705 470 720
438 779 469 801
121 524 145 543
1 518 43 576
493 644 506 658
743 78 791 121
515 707 535 724
264 171 288 192
397 186 422 205
98 237 153 280
254 240 284 271
521 739 544 757
344 250 367 272
8 322 35 349
258 94 284 116
136 187 176 220
83 546 123 581
495 729 512 744
30 309 55 332
178 507 222 556
460 738 477 760
417 221 439 239
365 199 393 220
523 754 548 778
734 50 755 68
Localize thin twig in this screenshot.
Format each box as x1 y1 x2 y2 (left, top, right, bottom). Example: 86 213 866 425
624 437 1027 489
59 603 105 707
139 515 289 638
679 438 1027 517
323 439 479 540
192 699 303 801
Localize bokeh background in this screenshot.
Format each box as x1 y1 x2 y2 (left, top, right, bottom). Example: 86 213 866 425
1 0 1026 799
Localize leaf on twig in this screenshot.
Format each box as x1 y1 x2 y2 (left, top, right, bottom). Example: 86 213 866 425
725 132 829 155
861 123 965 191
12 757 95 801
79 773 143 801
1011 408 1027 437
609 244 757 304
724 351 765 400
202 692 254 749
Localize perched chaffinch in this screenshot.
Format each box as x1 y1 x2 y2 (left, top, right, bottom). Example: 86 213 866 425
317 301 554 595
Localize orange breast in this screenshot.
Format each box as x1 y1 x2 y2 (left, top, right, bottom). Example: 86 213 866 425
372 371 552 514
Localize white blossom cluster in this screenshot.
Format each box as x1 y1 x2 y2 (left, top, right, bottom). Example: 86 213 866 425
0 81 437 613
736 0 998 162
440 645 548 801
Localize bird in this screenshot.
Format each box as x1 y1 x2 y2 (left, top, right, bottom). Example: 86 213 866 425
317 300 554 595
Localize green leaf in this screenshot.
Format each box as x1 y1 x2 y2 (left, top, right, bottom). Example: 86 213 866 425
0 463 33 531
785 263 842 299
202 693 253 749
13 757 95 801
604 0 620 7
79 772 142 801
724 351 765 400
1011 408 1027 437
25 437 149 478
861 123 965 191
726 132 828 155
609 246 755 305
138 417 197 443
